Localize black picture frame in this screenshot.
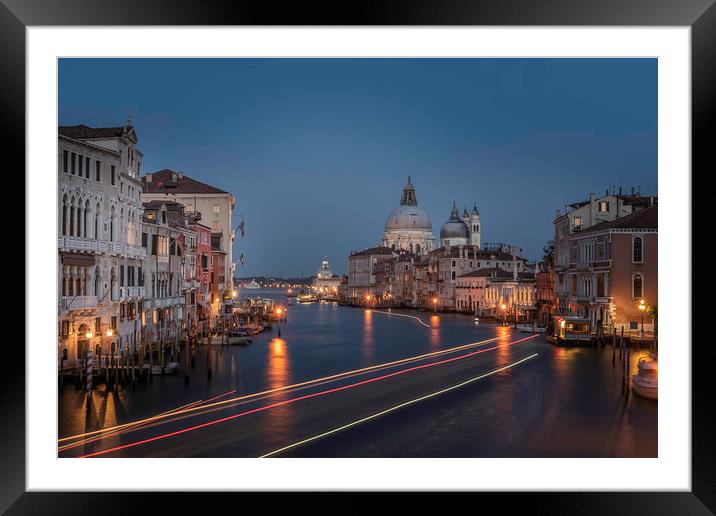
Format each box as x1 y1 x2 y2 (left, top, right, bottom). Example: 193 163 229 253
4 0 711 511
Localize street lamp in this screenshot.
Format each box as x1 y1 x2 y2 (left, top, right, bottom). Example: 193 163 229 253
275 306 284 337
432 297 438 313
638 299 646 337
501 303 507 326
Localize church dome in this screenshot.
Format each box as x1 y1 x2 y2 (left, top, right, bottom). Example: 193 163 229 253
384 177 433 232
440 203 470 239
385 205 433 231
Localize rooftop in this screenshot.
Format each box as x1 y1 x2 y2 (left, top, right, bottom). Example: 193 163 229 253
579 204 658 235
59 122 137 142
142 169 228 195
350 246 396 257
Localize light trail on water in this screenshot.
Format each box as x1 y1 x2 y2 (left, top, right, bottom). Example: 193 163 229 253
371 309 432 328
77 335 539 458
259 353 540 458
60 334 510 444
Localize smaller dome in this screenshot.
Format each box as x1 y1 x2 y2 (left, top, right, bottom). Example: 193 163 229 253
440 202 470 239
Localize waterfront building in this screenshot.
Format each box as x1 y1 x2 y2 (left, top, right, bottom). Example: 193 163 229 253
347 246 397 303
562 203 657 331
210 233 229 323
313 258 343 299
425 244 526 311
553 191 653 314
141 169 236 309
189 221 212 335
535 265 556 323
455 272 488 314
481 268 537 320
382 178 435 255
58 121 146 368
141 201 189 350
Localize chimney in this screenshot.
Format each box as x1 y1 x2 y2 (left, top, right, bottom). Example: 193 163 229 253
512 246 518 281
650 196 654 206
146 174 152 183
177 172 184 180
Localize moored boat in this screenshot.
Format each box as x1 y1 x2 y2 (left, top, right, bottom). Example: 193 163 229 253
632 357 658 400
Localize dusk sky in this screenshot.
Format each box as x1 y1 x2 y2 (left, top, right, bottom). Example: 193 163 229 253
58 58 657 277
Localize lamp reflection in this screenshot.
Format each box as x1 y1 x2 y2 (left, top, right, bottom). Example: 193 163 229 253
429 315 441 350
265 337 293 446
362 309 374 363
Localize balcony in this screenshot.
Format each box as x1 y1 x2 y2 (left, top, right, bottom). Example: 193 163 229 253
58 236 146 259
119 286 145 299
61 296 98 310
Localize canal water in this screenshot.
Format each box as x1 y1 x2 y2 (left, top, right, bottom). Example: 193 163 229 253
58 288 657 457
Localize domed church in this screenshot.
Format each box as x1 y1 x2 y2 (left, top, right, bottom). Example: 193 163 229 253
440 202 481 248
382 177 435 255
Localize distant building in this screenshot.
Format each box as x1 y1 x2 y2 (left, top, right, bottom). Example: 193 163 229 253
189 221 212 334
347 246 397 303
313 257 343 299
439 202 481 248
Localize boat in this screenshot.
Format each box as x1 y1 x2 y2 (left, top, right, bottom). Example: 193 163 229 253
516 323 547 333
244 279 261 289
632 357 658 400
547 316 592 345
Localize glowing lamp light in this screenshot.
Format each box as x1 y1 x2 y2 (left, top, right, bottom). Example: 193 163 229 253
560 320 566 329
106 328 114 337
232 290 237 297
432 298 438 304
85 331 94 339
366 295 371 301
501 303 507 311
275 307 283 316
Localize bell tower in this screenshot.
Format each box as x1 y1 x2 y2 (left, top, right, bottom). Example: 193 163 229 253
470 204 481 247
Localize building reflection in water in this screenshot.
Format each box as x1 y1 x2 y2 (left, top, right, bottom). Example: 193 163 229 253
362 309 374 364
429 315 441 350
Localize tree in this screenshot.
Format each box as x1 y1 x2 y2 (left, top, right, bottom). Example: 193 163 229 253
542 240 555 268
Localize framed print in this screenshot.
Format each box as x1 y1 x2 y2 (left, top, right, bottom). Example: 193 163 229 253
5 0 713 511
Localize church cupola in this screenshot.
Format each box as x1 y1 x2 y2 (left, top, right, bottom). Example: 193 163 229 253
400 176 418 206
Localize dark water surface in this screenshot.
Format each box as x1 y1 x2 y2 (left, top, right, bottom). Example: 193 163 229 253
58 289 657 457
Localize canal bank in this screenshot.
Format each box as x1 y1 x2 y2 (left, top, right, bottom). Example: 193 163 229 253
58 290 656 458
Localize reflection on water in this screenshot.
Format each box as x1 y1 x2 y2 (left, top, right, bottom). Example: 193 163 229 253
495 325 513 367
362 309 374 363
267 338 290 391
429 315 441 350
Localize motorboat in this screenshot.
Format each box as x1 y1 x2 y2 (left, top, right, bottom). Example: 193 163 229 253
547 316 593 345
516 323 547 333
632 357 658 400
244 279 261 289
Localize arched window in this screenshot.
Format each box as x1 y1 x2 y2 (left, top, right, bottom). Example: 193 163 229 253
95 203 101 239
633 273 644 299
94 267 101 297
84 199 90 237
110 206 116 242
69 197 76 236
633 236 643 263
62 195 68 235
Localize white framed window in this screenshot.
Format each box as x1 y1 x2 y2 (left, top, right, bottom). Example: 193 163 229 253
598 201 609 213
213 204 220 215
573 216 583 230
632 273 644 299
632 236 644 263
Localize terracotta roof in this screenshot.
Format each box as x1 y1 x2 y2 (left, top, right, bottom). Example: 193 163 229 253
142 169 228 195
59 124 136 141
350 246 395 257
580 204 658 234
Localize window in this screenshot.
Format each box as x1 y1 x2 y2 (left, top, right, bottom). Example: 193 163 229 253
212 221 219 231
63 150 68 173
71 153 76 174
213 204 220 215
633 274 644 299
85 156 90 178
95 160 101 181
573 216 583 230
78 154 83 176
111 165 116 185
633 236 643 263
187 204 194 212
120 265 125 287
151 235 157 255
598 201 609 213
141 232 148 248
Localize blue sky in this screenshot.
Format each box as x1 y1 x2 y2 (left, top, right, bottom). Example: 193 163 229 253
59 58 657 277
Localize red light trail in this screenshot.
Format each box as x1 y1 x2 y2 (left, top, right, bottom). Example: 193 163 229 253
78 334 539 458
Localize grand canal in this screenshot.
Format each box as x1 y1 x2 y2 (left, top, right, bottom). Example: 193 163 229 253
58 289 657 458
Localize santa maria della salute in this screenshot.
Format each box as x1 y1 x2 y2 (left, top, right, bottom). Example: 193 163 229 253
382 177 481 254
